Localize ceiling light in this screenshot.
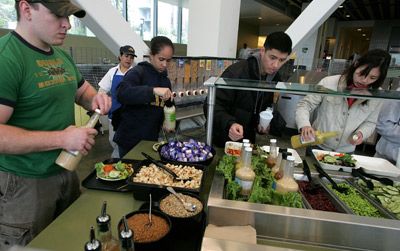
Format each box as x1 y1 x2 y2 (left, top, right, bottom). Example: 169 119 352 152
366 38 370 40
362 33 366 36
258 17 262 20
357 28 362 31
338 5 343 8
346 14 350 18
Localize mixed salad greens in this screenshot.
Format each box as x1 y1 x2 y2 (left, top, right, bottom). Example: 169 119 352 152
317 153 357 167
216 153 303 208
95 161 133 180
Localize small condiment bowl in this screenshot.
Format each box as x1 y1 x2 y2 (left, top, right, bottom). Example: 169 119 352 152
118 209 172 251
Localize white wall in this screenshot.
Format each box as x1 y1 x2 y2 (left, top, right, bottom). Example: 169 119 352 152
187 0 240 57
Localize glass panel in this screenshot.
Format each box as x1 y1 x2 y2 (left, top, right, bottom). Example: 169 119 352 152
69 17 95 37
127 0 154 41
0 0 17 29
181 7 189 44
211 78 400 100
157 1 178 43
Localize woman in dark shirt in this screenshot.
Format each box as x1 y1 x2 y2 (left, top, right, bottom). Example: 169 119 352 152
114 36 174 157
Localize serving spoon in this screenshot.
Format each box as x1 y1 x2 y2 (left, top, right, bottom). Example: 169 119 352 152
166 186 197 212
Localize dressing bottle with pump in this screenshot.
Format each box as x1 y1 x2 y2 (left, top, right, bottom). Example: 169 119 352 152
56 109 101 171
235 147 255 197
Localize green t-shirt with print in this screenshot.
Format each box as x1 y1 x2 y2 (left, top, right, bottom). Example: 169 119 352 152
0 31 84 177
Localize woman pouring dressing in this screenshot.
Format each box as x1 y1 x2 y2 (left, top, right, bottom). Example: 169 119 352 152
114 36 175 158
295 49 391 154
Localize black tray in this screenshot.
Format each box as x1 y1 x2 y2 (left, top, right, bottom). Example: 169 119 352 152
81 158 140 192
127 159 207 201
139 202 206 251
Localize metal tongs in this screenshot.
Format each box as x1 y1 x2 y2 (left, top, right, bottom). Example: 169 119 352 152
302 160 320 193
351 168 374 190
315 163 349 194
141 152 191 182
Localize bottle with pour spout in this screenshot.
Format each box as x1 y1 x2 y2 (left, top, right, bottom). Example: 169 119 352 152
291 130 338 149
56 109 101 171
84 226 102 251
96 201 119 251
119 216 135 251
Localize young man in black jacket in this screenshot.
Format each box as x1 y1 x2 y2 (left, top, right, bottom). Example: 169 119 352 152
208 32 292 147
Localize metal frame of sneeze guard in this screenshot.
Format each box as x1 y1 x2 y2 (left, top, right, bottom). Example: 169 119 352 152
204 77 218 146
204 77 400 145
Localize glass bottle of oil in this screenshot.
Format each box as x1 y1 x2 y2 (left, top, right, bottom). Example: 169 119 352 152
96 201 119 251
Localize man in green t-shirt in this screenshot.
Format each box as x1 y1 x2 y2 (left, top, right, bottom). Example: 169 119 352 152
0 1 111 248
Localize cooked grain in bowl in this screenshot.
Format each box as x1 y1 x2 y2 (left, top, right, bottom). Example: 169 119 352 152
125 213 169 243
160 193 203 218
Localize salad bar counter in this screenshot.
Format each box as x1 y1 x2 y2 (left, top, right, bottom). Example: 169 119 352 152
206 155 400 250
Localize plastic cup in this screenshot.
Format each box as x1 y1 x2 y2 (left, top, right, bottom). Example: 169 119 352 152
259 110 273 129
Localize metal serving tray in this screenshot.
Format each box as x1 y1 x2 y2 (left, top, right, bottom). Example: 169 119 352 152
319 177 396 219
347 178 399 220
295 174 353 214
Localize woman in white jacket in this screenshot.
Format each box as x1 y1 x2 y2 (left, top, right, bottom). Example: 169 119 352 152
295 49 391 153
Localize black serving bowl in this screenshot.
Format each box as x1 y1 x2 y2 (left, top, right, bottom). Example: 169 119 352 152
158 192 204 236
158 142 216 166
118 209 172 251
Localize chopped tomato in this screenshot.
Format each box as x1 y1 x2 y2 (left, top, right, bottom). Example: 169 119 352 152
334 153 345 157
103 164 114 173
227 148 241 156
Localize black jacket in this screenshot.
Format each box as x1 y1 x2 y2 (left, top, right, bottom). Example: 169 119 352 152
206 55 281 147
114 61 171 150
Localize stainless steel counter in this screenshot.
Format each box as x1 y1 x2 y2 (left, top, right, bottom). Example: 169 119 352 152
205 170 400 250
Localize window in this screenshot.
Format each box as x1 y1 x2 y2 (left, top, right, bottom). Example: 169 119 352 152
69 16 95 37
127 0 154 41
181 7 189 44
0 0 17 29
157 1 178 43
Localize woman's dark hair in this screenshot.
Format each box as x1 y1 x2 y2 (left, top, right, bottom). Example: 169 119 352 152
264 31 292 55
150 36 175 55
343 49 391 89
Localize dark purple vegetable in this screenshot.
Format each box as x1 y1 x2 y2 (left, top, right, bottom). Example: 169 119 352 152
160 139 213 162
